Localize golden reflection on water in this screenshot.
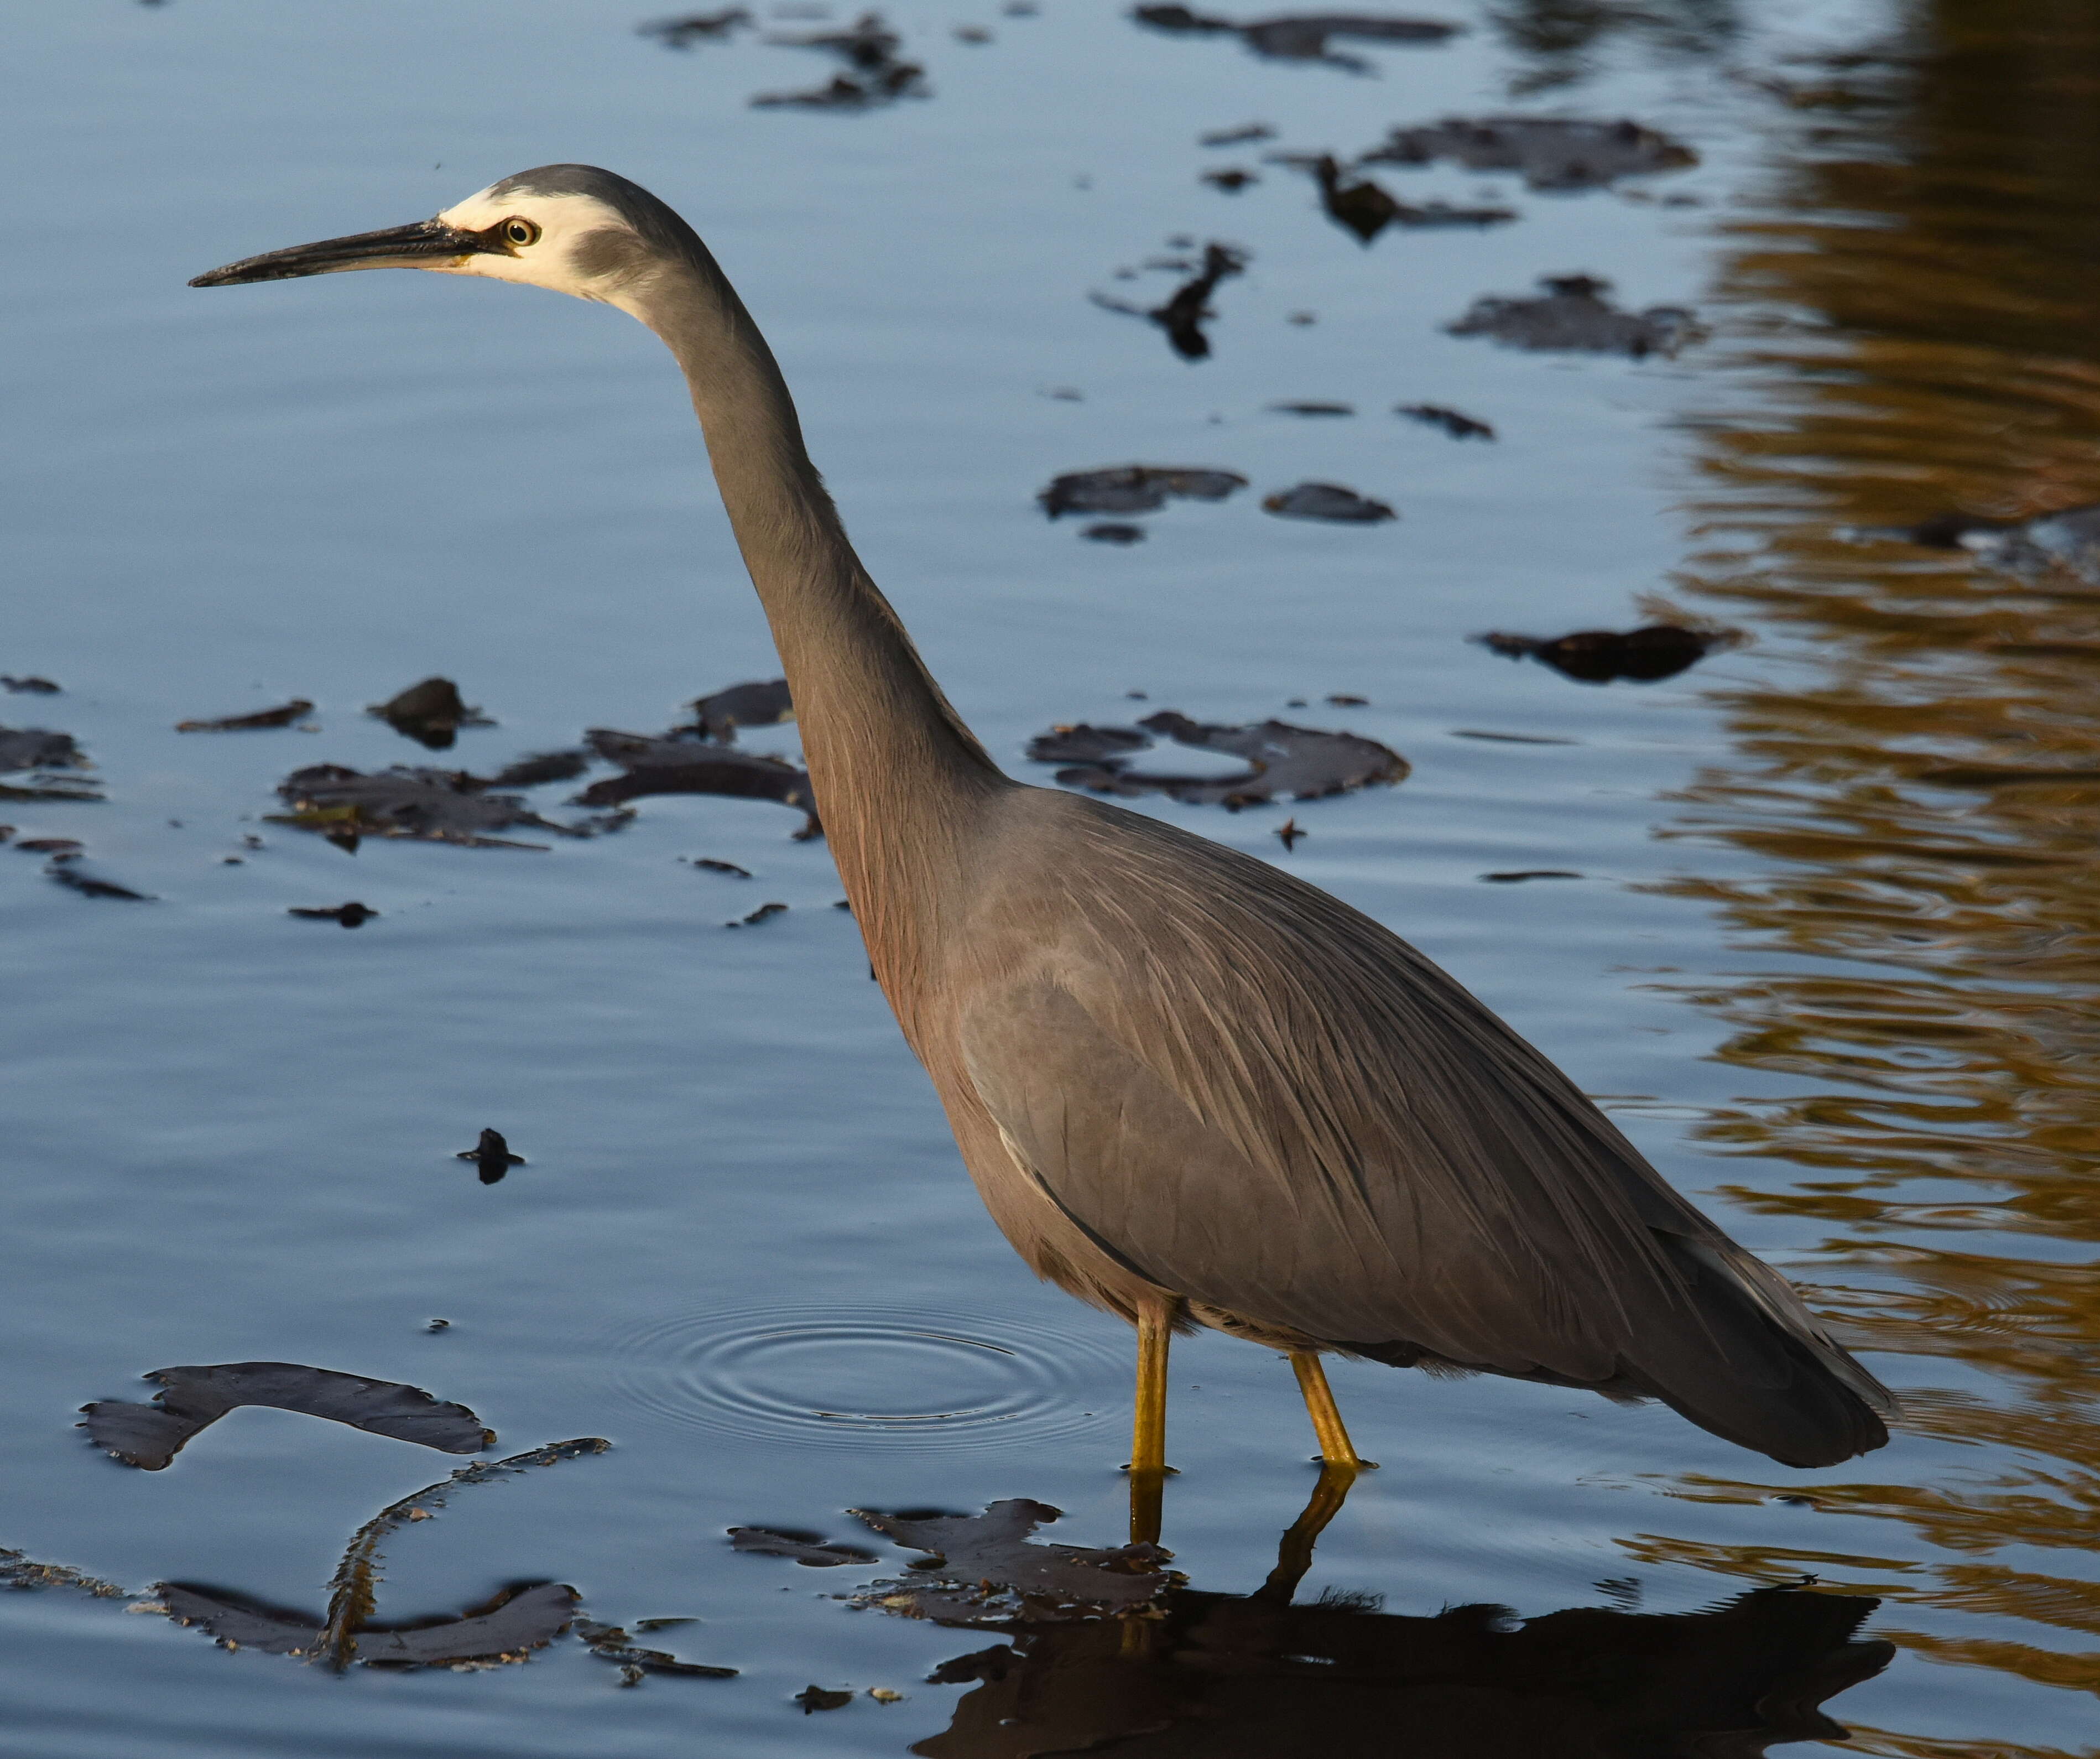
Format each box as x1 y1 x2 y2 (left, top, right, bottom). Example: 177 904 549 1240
1648 2 2100 1744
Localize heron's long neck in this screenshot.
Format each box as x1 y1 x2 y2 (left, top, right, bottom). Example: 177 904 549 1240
628 253 1007 996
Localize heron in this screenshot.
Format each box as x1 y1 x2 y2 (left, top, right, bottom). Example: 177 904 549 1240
192 166 1894 1539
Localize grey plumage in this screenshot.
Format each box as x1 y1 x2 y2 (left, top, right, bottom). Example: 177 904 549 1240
192 165 1895 1474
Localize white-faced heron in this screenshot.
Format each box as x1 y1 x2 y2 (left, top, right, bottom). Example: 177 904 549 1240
192 167 1894 1537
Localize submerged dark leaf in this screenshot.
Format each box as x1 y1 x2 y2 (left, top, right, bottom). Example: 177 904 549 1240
1474 624 1738 684
577 1620 739 1678
1839 501 2100 584
731 901 789 927
1269 400 1353 416
852 1500 1175 1621
1091 243 1247 361
576 731 820 838
288 902 377 927
1398 402 1494 440
176 699 314 732
482 750 595 789
0 728 89 773
1301 154 1514 243
638 8 753 46
80 1363 496 1471
754 11 927 106
1446 274 1703 358
798 1684 856 1712
1201 166 1259 191
160 1580 579 1667
272 764 608 850
729 1526 879 1567
1134 5 1459 71
15 838 81 855
1040 465 1248 520
1199 121 1274 146
367 678 493 751
46 861 150 901
1 676 61 694
1083 522 1147 544
694 857 752 877
1361 115 1697 189
1262 482 1396 523
1034 711 1407 807
1482 869 1582 882
0 1548 126 1598
456 1127 525 1185
685 678 794 741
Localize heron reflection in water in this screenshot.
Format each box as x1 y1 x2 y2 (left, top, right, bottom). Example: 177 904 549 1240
192 166 1894 1543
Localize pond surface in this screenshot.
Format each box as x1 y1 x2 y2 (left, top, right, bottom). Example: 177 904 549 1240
3 1 2096 1753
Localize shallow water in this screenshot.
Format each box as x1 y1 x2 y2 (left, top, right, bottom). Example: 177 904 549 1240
2 1 2094 1752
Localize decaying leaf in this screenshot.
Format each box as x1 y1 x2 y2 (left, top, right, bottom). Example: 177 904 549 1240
0 729 85 772
1269 400 1353 417
753 11 927 107
1039 465 1248 520
1361 116 1697 190
271 764 611 850
319 1437 609 1669
367 678 493 751
1032 711 1408 808
576 730 820 838
728 1526 879 1567
1398 402 1494 440
46 861 151 901
851 1500 1175 1622
176 700 314 732
1262 482 1396 523
1446 274 1703 358
1201 166 1258 191
1473 624 1739 684
1199 121 1273 146
481 750 594 789
638 7 753 46
288 902 377 927
456 1127 525 1185
1083 522 1147 544
685 678 794 741
1838 501 2100 584
80 1362 497 1471
1 1547 127 1598
797 1683 856 1712
1134 6 1460 72
160 1579 580 1668
2 676 61 694
1298 154 1514 243
1091 243 1247 361
576 1619 739 1679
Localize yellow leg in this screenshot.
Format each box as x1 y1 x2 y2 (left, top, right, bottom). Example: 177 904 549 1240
1291 1351 1372 1469
1128 1295 1174 1544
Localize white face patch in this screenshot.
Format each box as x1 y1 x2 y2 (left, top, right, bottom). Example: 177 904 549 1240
430 184 640 301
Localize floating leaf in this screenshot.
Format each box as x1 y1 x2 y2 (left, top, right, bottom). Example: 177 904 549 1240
288 902 377 928
1446 274 1703 358
46 861 150 901
1033 711 1407 808
729 1526 879 1567
272 764 611 850
1 676 61 695
852 1500 1174 1621
367 678 493 751
1262 482 1396 523
753 11 927 108
1039 465 1248 521
0 727 95 800
1398 403 1494 440
176 700 314 732
576 731 820 838
577 1620 739 1678
80 1362 496 1471
1361 115 1696 190
796 1683 855 1712
1083 522 1147 544
481 750 593 789
1133 6 1459 72
1838 502 2100 584
1297 154 1514 243
685 678 794 741
455 1128 525 1185
1473 624 1738 684
1091 243 1247 361
1198 121 1273 146
160 1580 579 1667
638 7 753 46
0 1548 126 1598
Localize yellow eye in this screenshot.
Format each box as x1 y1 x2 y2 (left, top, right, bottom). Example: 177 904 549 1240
502 217 539 248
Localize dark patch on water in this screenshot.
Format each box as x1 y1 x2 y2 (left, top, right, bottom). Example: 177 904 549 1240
1083 521 1147 544
1039 465 1247 520
14 837 82 855
288 901 377 927
456 1127 525 1184
0 728 91 776
1838 501 2100 585
753 11 927 107
1270 400 1353 416
1399 402 1494 440
1473 624 1738 684
795 1683 855 1711
366 678 492 751
850 1499 1175 1621
1274 815 1305 849
1199 121 1274 146
1 676 61 695
1031 711 1408 806
161 1579 579 1667
692 856 753 876
685 677 794 741
728 1525 879 1565
638 8 754 47
80 1363 497 1471
0 1548 126 1598
1091 242 1247 361
1359 115 1696 190
1446 274 1704 357
1263 482 1396 523
481 749 595 789
272 764 609 850
1296 154 1515 243
1202 166 1259 191
1133 6 1461 73
577 1619 739 1678
576 730 819 837
46 860 150 901
176 699 314 732
1482 869 1582 882
729 900 789 927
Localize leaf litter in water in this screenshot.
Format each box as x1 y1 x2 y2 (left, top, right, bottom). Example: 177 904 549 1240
288 901 377 927
1263 482 1395 523
159 1580 580 1668
1473 624 1741 684
637 8 753 47
1399 402 1494 440
1091 242 1246 361
1 1548 127 1599
728 1526 879 1567
753 11 927 108
45 858 152 901
0 727 101 802
1837 501 2100 585
576 1618 739 1680
1133 6 1460 72
576 729 820 838
1359 115 1697 190
1446 274 1704 358
1291 154 1514 243
176 699 314 732
366 678 493 751
270 764 619 851
80 1362 496 1471
684 677 794 740
2 675 62 694
1031 711 1408 808
456 1127 526 1184
848 1500 1176 1623
1039 465 1248 520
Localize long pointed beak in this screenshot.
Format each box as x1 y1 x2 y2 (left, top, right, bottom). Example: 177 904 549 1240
189 218 499 288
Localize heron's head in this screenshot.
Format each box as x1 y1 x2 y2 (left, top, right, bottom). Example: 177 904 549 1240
190 165 692 306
